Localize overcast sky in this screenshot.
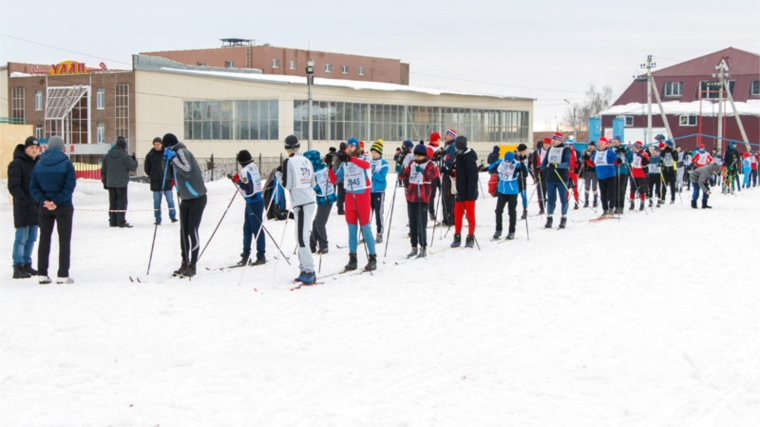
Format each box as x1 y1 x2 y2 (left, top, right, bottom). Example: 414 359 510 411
2 0 758 132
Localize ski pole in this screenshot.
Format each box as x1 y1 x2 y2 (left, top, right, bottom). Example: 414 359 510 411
383 177 399 257
551 167 587 220
430 176 442 246
197 188 238 262
147 159 170 275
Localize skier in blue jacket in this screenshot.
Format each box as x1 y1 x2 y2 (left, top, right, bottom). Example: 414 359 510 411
489 151 528 240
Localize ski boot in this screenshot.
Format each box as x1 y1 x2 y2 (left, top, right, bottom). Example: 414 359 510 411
182 264 196 278
506 232 515 240
406 247 418 259
376 233 383 244
250 257 266 266
656 199 663 208
364 254 377 271
670 199 675 205
451 234 462 248
544 216 553 229
639 202 645 211
648 200 653 208
520 209 528 220
416 248 427 259
39 276 52 285
24 263 38 276
493 229 502 239
300 272 316 285
593 197 598 208
558 216 567 229
583 198 589 208
345 253 358 271
691 199 698 209
574 202 579 210
702 199 712 209
465 234 475 248
173 261 188 277
237 253 250 267
629 201 635 211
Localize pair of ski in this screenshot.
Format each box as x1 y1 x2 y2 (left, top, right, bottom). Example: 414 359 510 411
290 267 370 291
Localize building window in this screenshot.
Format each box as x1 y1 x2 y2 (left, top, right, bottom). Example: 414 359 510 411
115 84 129 143
36 126 43 139
325 63 332 73
97 123 105 143
679 115 697 126
751 80 760 96
34 90 42 111
197 62 206 66
624 116 634 127
698 80 735 99
224 61 234 68
664 82 683 97
96 88 105 110
183 99 279 141
69 94 89 144
289 60 296 70
11 87 25 120
292 101 530 143
272 59 280 68
358 67 365 76
341 65 349 74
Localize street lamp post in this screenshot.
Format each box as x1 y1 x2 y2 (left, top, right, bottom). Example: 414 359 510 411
564 99 577 140
306 60 315 151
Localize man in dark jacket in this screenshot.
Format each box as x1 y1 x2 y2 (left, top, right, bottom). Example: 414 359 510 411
7 136 41 279
540 132 571 229
450 136 479 248
30 136 77 284
486 145 501 174
101 136 137 228
144 136 177 225
722 142 741 194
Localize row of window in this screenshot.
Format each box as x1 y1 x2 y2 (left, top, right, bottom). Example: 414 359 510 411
24 87 115 112
621 115 712 127
183 100 280 140
271 59 366 76
663 80 760 97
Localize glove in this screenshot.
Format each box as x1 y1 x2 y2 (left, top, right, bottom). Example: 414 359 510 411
414 165 423 174
231 173 240 184
338 152 350 163
325 153 334 165
164 147 177 161
131 153 137 162
551 163 558 169
614 159 622 166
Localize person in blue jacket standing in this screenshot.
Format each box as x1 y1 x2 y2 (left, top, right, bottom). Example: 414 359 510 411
489 151 528 240
305 149 336 255
593 137 619 218
29 136 76 284
540 132 571 229
369 140 389 243
231 149 266 267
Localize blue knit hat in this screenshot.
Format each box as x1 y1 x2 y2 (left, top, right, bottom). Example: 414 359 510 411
665 139 674 147
403 140 414 150
613 135 623 142
504 151 515 162
413 144 427 156
347 137 359 147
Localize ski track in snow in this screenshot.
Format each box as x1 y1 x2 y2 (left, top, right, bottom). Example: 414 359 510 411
1 175 759 427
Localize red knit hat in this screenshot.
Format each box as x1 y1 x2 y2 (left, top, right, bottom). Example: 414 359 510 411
634 141 643 148
445 129 457 139
658 142 665 150
429 131 441 147
598 137 609 146
552 132 564 141
744 152 750 158
543 137 551 144
698 143 705 149
359 140 365 150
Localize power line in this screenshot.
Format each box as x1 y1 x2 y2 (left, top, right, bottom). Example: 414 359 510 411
0 33 131 65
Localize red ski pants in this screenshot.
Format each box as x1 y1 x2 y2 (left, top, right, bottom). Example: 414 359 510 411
454 200 476 235
344 191 372 226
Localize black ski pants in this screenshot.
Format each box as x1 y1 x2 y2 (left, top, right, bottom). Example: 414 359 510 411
38 205 73 278
408 202 429 248
179 195 207 267
494 193 517 234
108 187 128 226
598 177 616 211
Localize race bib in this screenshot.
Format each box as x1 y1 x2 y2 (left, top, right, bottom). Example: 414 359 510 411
632 155 643 169
314 168 335 197
548 147 564 164
664 153 674 167
497 161 517 182
242 164 262 194
293 157 313 189
594 150 610 167
344 161 367 191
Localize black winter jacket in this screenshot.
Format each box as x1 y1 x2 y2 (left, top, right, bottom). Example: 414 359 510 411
101 146 137 188
487 146 501 174
144 148 174 191
453 148 479 201
7 144 40 228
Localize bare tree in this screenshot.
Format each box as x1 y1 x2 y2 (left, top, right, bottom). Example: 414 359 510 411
563 84 614 132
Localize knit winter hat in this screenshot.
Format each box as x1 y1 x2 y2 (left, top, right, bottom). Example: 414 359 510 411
651 145 660 152
152 136 162 144
655 134 665 142
116 136 127 150
237 149 253 165
504 151 515 162
413 144 428 156
429 132 441 147
633 141 643 149
347 137 359 147
598 137 608 146
517 143 528 151
665 139 674 147
445 129 457 139
403 140 413 150
48 136 65 151
613 135 623 142
743 152 750 158
588 141 596 147
543 137 551 144
162 133 179 148
698 143 705 150
24 136 40 147
552 132 564 141
284 135 300 150
371 140 384 155
455 136 468 151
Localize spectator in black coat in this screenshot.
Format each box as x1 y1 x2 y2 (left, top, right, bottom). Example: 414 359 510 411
101 136 137 227
7 137 41 279
450 136 479 248
144 136 177 225
486 145 501 174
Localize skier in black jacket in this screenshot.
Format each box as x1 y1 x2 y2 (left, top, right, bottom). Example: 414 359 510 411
449 136 479 248
7 137 41 279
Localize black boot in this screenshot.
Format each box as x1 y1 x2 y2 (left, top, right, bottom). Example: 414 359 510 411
173 261 188 277
364 254 377 271
250 257 266 266
691 199 698 209
702 198 712 209
416 247 427 259
558 217 567 229
506 232 515 240
182 264 196 278
24 263 38 276
593 196 598 208
639 202 645 211
406 247 418 259
520 209 527 220
13 264 32 279
465 234 475 248
450 234 462 248
237 253 250 267
493 229 502 239
345 253 358 271
583 197 589 208
544 216 553 229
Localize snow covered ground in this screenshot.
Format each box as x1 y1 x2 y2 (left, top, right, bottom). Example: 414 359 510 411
1 175 759 427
